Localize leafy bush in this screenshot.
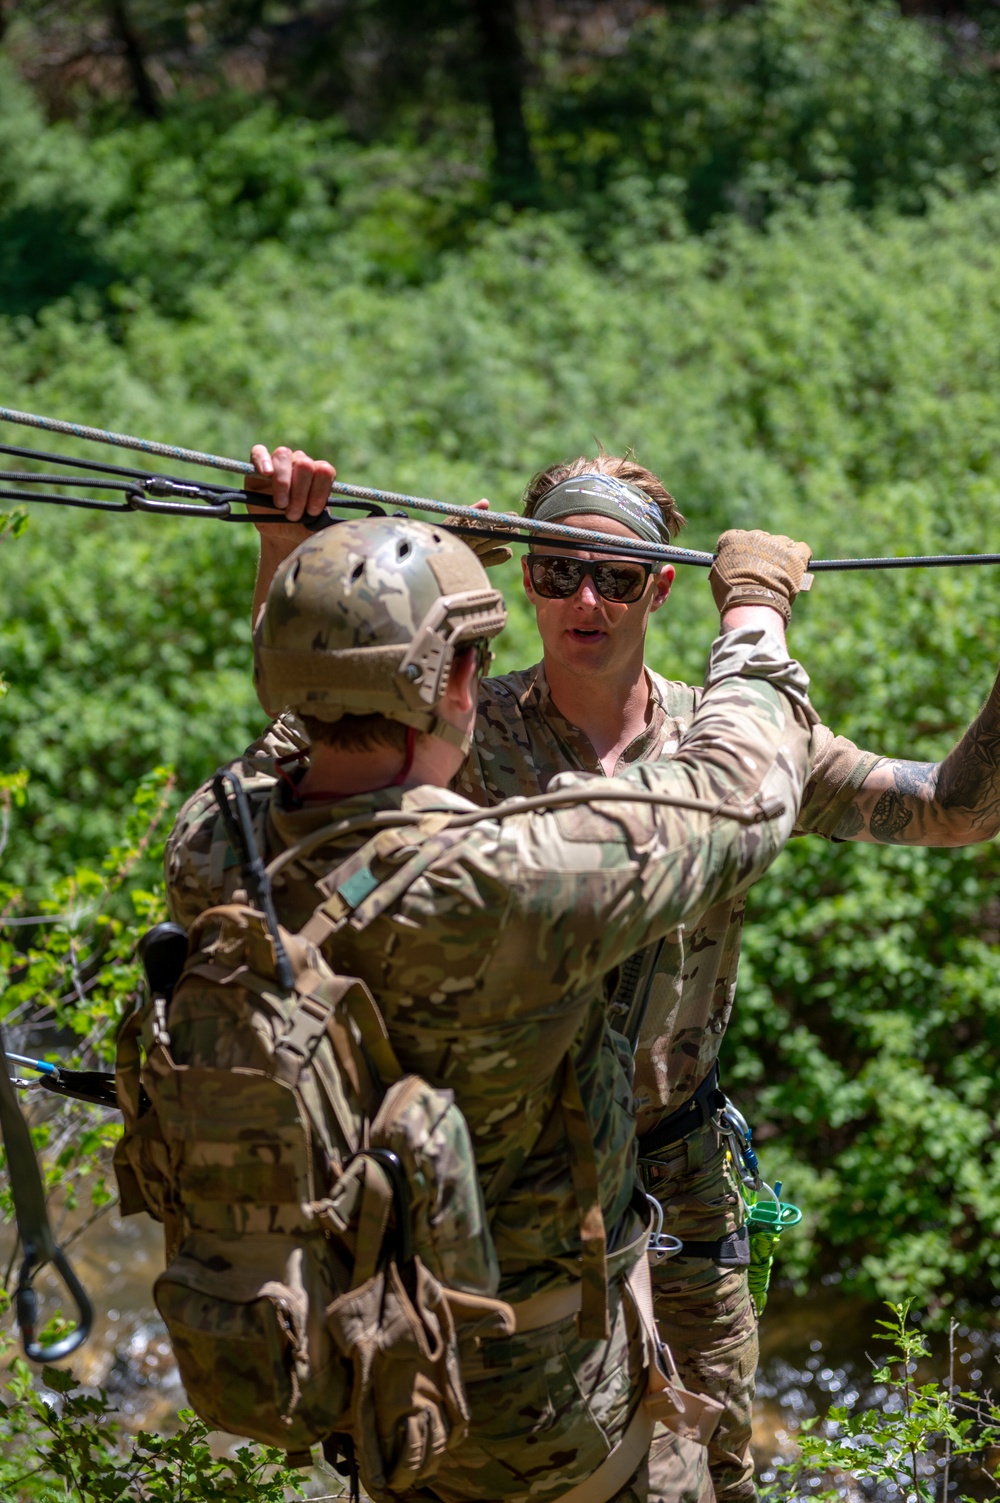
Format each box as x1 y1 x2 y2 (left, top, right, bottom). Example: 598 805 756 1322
0 1361 311 1503
0 58 486 319
763 1302 1000 1500
539 0 1000 230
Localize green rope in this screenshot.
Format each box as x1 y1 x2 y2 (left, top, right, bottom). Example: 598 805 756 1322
743 1179 802 1317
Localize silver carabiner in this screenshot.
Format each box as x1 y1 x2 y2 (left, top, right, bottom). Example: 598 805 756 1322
716 1097 761 1189
646 1193 682 1264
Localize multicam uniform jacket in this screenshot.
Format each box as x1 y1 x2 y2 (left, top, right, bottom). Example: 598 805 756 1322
166 631 813 1502
457 664 880 1132
168 629 812 1304
443 658 878 1503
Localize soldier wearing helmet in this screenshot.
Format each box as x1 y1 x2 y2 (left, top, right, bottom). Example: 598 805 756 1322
245 442 1000 1503
167 512 817 1503
253 516 506 751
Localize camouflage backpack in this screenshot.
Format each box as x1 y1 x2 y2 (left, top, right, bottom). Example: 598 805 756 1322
113 772 514 1497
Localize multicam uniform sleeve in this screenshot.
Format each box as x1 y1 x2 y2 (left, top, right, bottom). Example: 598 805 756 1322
793 723 882 839
489 626 817 983
164 780 220 930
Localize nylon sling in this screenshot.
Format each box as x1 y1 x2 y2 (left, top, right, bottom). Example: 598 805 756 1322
0 1024 93 1360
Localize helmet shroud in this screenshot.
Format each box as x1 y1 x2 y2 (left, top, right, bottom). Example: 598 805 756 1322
254 518 506 749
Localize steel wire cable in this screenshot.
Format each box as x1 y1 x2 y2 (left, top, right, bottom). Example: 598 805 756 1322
2 406 1000 571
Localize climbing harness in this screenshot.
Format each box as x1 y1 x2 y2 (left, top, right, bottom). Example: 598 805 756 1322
4 405 1000 571
638 1063 727 1156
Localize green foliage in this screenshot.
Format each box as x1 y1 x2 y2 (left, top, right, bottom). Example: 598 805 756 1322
0 1356 311 1502
0 57 486 318
0 772 173 1239
7 2 1000 321
3 1 1000 1311
764 1302 1000 1500
542 0 1000 229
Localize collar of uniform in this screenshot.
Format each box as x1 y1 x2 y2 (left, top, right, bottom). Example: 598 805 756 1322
524 662 671 775
267 781 471 853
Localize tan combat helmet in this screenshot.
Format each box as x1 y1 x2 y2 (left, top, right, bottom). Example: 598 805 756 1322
254 517 506 748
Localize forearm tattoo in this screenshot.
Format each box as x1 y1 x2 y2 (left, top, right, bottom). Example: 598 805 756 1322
841 679 1000 844
868 762 935 843
935 683 1000 833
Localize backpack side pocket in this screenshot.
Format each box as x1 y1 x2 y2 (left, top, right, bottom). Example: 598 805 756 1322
155 1231 349 1451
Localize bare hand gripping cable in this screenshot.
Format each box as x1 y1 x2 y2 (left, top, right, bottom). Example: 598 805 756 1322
3 406 1000 572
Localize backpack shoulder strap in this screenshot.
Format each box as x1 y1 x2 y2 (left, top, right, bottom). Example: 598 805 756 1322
299 812 617 1338
298 812 458 948
289 813 461 1086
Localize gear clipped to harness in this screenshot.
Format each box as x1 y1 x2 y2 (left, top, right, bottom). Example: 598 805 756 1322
743 1183 802 1317
718 1100 801 1318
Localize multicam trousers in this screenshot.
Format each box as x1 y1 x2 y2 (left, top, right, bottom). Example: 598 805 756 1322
424 1272 710 1503
641 1119 758 1503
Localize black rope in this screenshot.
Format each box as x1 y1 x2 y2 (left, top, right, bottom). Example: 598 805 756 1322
0 440 231 489
810 552 1000 571
0 471 136 490
0 486 132 513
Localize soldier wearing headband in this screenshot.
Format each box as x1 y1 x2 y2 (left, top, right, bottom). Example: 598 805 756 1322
244 443 1000 1503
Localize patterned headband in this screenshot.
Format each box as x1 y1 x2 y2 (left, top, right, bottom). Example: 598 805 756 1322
531 473 673 546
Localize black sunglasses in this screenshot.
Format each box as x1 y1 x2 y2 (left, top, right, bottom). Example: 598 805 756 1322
525 553 656 604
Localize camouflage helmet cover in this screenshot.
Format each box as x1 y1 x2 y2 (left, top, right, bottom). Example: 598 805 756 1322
254 518 506 746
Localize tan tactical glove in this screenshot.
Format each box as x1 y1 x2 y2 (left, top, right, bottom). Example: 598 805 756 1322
447 505 514 568
709 529 813 625
462 533 514 568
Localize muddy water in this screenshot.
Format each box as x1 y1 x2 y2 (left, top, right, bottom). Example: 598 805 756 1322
13 1211 1000 1496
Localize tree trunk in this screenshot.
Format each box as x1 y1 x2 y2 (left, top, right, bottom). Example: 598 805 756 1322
470 0 542 207
109 0 161 119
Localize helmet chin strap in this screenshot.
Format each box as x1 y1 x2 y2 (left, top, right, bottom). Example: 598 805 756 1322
426 716 473 756
388 727 418 786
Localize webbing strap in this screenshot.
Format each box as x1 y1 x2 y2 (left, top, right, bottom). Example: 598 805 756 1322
560 1054 609 1341
0 1029 56 1265
508 1279 582 1334
0 1025 93 1361
625 1256 724 1445
343 987 403 1087
352 1159 393 1287
296 814 470 1093
548 1400 654 1503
